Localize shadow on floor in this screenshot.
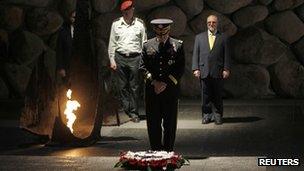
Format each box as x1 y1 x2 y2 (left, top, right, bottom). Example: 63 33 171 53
223 116 263 123
100 136 139 141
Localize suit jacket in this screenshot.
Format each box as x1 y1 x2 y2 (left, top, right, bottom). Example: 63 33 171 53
56 23 73 71
192 31 231 79
0 39 7 62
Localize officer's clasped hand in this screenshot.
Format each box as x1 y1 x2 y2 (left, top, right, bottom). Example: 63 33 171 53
193 70 200 78
152 80 167 94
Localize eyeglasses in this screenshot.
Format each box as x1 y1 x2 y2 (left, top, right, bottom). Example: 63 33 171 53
207 21 217 24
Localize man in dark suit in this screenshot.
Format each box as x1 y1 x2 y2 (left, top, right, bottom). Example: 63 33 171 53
192 15 231 125
56 10 76 78
140 18 185 151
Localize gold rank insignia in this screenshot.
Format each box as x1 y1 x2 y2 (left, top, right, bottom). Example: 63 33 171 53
147 47 156 56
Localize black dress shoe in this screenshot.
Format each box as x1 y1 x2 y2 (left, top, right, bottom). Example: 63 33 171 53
202 113 212 124
215 119 222 125
131 117 140 123
214 113 223 125
202 118 210 124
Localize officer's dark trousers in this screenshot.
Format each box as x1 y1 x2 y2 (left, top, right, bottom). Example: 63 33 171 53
115 53 140 118
145 86 178 151
200 76 223 116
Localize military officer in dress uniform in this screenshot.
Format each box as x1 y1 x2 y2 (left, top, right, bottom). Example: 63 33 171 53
140 18 185 151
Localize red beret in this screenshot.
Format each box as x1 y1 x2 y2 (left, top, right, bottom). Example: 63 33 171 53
120 0 133 11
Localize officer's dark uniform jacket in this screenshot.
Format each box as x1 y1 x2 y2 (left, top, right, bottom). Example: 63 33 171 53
140 37 185 93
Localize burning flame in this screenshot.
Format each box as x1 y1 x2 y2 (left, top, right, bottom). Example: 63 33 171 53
64 89 80 133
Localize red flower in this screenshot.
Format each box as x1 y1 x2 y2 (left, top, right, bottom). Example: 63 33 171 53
115 151 187 170
138 160 147 167
161 159 167 167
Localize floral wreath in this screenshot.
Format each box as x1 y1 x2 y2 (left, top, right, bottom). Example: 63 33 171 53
114 150 189 170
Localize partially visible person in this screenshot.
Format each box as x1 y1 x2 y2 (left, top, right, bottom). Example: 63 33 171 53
140 18 185 151
108 0 147 123
57 10 76 79
0 36 7 62
192 14 231 125
18 11 77 143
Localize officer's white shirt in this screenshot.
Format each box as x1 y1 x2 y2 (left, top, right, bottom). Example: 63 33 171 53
108 17 147 64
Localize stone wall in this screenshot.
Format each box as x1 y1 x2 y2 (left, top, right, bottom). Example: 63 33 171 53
1 0 304 99
0 0 76 99
91 0 304 99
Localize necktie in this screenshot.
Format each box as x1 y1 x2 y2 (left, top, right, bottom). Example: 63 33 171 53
159 42 164 52
209 33 215 50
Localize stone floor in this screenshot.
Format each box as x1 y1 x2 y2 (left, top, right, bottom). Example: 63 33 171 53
0 99 303 170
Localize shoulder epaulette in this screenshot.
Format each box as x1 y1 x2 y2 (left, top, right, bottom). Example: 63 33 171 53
172 38 183 44
170 37 183 44
146 38 155 43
